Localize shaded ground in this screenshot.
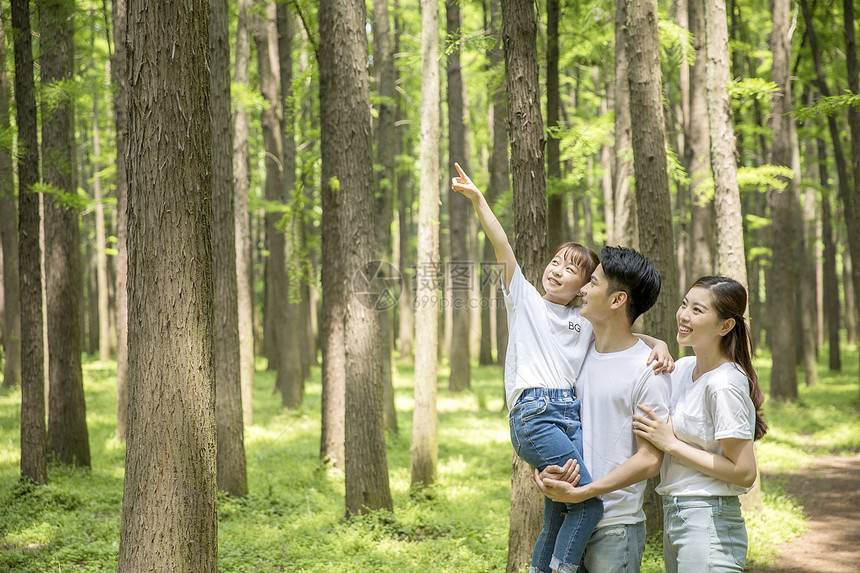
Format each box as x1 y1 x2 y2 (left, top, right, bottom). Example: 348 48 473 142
748 454 860 573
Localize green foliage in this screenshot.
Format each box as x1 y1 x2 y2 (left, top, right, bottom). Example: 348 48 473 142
33 182 90 212
794 92 860 122
658 20 695 67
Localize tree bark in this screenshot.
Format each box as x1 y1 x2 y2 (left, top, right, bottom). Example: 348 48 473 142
320 0 393 514
113 0 130 441
546 0 565 253
798 138 819 386
372 0 399 429
767 0 798 401
688 0 714 281
500 0 547 568
446 0 472 393
41 0 90 468
0 5 21 389
613 0 637 249
233 0 255 427
12 0 47 484
411 0 441 489
253 3 295 407
842 0 860 386
91 78 111 363
211 0 248 497
276 1 305 408
818 137 841 371
117 0 217 568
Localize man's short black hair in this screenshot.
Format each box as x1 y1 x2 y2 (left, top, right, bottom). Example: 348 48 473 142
599 246 661 325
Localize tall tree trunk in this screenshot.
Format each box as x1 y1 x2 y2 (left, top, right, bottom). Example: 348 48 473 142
254 3 294 407
93 84 110 363
614 0 637 248
626 0 678 536
372 0 398 430
818 137 841 371
798 140 819 386
599 69 615 247
117 0 217 568
705 0 746 285
395 32 415 366
767 0 798 401
688 0 714 281
500 0 547 568
546 0 565 253
411 0 441 489
211 0 248 497
113 0 130 441
276 1 305 407
41 0 90 468
233 0 255 427
842 0 860 387
320 0 393 514
0 5 21 389
446 0 472 393
12 0 47 484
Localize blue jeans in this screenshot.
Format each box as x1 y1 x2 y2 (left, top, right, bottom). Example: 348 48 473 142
581 521 647 573
662 496 747 572
510 388 604 573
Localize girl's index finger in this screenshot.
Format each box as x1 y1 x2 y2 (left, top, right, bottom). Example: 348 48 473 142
454 162 467 179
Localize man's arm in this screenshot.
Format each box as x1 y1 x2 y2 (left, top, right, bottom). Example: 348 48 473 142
532 436 664 504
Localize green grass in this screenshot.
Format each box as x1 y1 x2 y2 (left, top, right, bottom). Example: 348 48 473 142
0 342 858 572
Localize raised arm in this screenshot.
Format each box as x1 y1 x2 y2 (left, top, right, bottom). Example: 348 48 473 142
451 162 516 289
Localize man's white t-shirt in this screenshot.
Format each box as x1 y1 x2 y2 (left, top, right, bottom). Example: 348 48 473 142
656 357 756 497
502 264 593 409
575 339 670 528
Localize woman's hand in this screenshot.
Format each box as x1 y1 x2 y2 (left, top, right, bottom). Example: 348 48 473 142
646 340 675 374
451 163 482 201
633 404 678 453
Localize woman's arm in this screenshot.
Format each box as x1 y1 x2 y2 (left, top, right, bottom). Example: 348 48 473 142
635 334 675 374
451 163 516 290
633 405 757 488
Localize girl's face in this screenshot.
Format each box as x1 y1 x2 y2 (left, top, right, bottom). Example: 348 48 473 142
675 286 733 348
541 250 589 305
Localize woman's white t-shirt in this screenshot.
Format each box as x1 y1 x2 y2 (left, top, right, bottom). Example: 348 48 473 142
502 264 592 409
656 356 756 497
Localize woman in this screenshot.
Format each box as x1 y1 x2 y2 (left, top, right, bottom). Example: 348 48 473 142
632 276 767 572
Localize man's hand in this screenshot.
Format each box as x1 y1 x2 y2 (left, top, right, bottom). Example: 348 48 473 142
532 467 593 504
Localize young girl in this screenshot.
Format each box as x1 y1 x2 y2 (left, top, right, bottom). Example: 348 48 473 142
452 163 672 573
633 276 767 572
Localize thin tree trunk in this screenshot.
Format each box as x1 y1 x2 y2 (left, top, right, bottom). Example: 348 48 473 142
688 0 714 281
212 0 248 497
500 0 547 568
233 0 255 427
12 0 47 484
117 0 217 567
798 131 819 386
767 0 798 401
411 0 441 489
113 0 130 441
546 0 564 253
818 137 840 371
614 0 637 248
254 3 294 406
842 0 860 386
93 84 110 363
41 0 90 468
0 5 21 389
705 0 745 285
276 1 305 407
446 0 472 393
373 0 398 429
319 0 393 514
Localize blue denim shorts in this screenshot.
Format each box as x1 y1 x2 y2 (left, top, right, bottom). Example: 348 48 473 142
662 496 747 572
509 387 592 484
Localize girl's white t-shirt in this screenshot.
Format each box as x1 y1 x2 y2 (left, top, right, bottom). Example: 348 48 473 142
656 356 756 497
502 264 592 409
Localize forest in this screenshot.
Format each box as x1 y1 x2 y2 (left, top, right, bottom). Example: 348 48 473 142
0 0 859 571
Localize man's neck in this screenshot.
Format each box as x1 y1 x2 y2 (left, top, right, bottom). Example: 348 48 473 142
592 315 639 353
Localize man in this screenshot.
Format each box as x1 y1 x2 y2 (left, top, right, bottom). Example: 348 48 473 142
533 246 671 573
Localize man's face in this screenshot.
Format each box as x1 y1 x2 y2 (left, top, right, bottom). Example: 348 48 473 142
579 264 612 322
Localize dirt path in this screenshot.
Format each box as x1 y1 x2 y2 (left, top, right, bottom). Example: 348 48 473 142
748 454 860 573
